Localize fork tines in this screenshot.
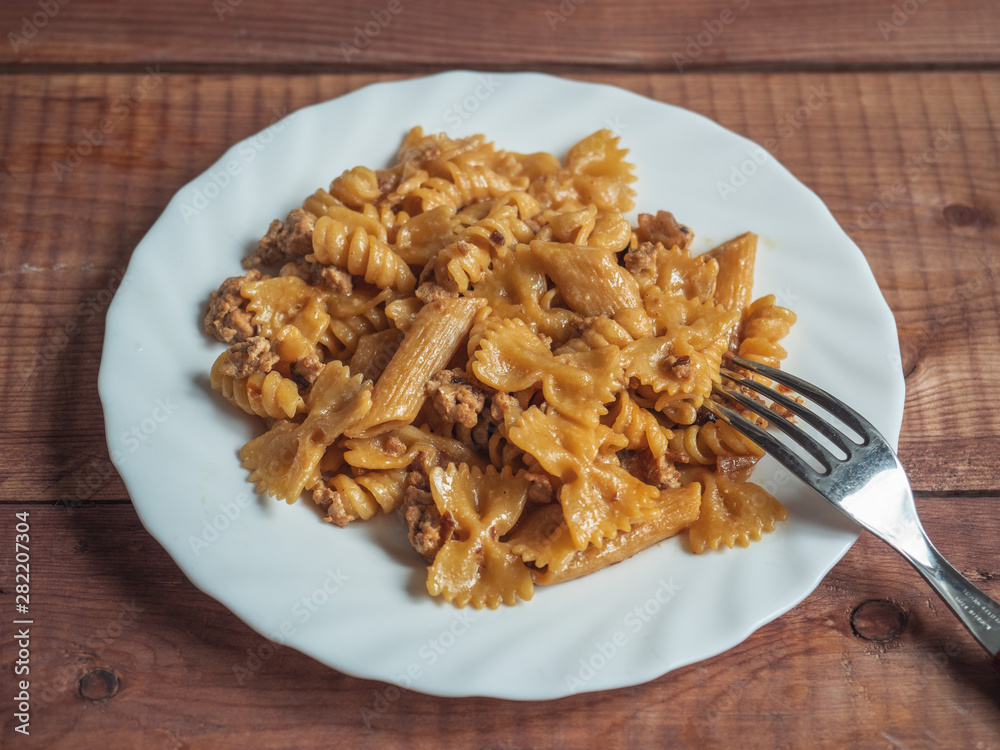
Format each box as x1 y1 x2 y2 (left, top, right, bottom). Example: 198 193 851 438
709 356 874 480
711 361 1000 668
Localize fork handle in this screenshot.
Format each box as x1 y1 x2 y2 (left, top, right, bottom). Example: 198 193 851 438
898 533 1000 671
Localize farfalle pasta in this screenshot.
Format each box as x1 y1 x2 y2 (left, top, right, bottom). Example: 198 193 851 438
203 126 797 609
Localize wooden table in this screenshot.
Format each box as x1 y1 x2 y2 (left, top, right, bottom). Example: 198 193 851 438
2 1 998 747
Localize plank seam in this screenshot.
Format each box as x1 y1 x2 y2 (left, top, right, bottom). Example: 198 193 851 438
1 61 1000 76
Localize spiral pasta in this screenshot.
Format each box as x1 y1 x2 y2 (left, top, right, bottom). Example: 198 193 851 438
273 324 316 364
328 304 391 356
311 215 415 293
667 422 764 466
607 391 674 459
433 202 537 292
328 165 382 209
738 294 797 372
396 165 521 215
486 430 525 471
210 351 305 419
302 188 339 218
314 470 407 526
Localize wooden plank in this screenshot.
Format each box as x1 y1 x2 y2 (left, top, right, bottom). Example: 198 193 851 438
0 72 998 502
1 0 999 68
1 500 997 747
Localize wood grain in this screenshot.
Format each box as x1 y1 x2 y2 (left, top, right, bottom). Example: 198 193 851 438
1 58 998 748
1 0 999 68
0 72 997 501
1 501 997 748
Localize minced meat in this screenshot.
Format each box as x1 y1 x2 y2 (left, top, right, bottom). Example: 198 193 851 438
635 211 693 250
204 269 267 343
312 481 357 528
425 369 487 429
289 353 324 388
243 208 317 268
218 336 279 378
619 448 682 490
623 242 659 279
415 282 459 304
399 470 456 562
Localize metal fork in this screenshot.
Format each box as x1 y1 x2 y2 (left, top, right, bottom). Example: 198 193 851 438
709 356 1000 674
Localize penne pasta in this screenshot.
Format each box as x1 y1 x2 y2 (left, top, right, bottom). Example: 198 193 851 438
345 297 486 437
533 483 702 585
349 328 404 385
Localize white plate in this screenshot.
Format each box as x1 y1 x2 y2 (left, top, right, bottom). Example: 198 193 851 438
99 71 904 700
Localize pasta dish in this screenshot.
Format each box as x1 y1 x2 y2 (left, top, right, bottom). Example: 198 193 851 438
203 127 795 609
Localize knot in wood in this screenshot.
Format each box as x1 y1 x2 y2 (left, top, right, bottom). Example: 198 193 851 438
942 203 994 228
850 599 908 642
78 668 120 702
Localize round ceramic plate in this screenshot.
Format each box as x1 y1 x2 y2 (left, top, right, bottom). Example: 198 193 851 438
99 71 904 700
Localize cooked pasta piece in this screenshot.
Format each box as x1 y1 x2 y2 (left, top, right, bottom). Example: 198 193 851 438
328 166 382 209
425 464 534 609
507 503 580 575
485 430 526 471
667 422 764 467
313 469 408 527
311 214 416 293
384 296 423 332
607 391 674 459
328 303 391 356
242 275 335 344
210 350 305 419
532 483 702 584
529 129 636 213
738 294 797 374
708 232 757 318
403 164 521 215
473 317 622 422
623 322 732 406
631 242 719 305
273 324 319 367
470 245 577 344
349 328 404 385
434 202 536 292
530 240 644 318
586 209 633 253
393 206 458 265
240 363 372 503
344 424 488 472
534 204 598 245
509 407 658 551
323 204 390 244
686 469 787 553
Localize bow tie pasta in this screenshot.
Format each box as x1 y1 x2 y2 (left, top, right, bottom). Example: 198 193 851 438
203 127 795 609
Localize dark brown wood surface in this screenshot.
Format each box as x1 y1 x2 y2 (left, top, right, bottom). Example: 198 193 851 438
1 0 998 68
1 2 999 747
